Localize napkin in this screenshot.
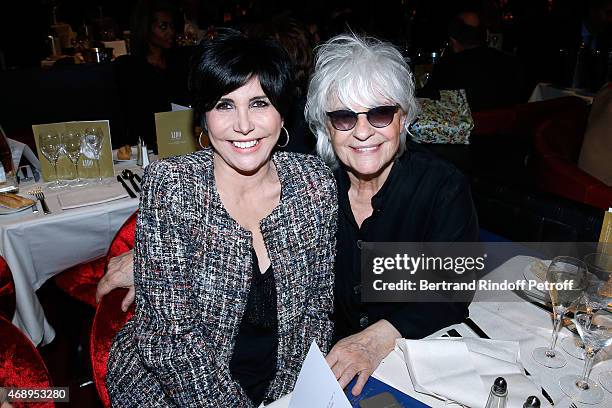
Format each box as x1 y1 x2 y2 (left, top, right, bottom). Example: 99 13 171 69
58 183 129 209
398 337 543 408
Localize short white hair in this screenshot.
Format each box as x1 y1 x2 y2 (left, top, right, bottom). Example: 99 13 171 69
305 33 418 169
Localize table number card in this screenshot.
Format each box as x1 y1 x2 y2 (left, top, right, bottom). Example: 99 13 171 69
155 108 197 159
598 208 612 255
32 121 114 182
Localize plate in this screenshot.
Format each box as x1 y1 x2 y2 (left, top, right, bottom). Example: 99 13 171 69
520 259 551 302
0 202 36 214
112 146 138 162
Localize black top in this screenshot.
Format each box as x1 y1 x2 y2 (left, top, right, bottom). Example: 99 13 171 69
333 144 479 340
229 250 278 406
418 46 524 112
113 48 192 151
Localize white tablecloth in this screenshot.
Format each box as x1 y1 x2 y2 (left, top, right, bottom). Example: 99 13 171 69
529 83 595 104
0 163 141 345
267 255 612 408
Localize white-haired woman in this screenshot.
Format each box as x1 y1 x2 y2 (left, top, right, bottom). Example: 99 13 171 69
305 33 478 396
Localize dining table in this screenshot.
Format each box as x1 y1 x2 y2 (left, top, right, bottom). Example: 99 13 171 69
267 255 612 408
0 160 143 346
529 83 595 104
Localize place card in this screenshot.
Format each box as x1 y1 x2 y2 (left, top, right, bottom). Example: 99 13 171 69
32 120 114 182
598 208 612 255
289 341 351 408
155 108 197 159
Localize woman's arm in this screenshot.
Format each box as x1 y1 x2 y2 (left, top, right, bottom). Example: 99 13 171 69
128 160 251 406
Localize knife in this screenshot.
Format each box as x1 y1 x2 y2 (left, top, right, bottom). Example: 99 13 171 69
463 318 555 406
133 173 142 183
127 176 141 193
117 175 137 198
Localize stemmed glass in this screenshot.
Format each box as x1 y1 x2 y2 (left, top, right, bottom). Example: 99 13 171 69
61 130 88 187
532 256 587 368
38 130 67 189
81 127 104 182
558 313 612 404
562 253 612 359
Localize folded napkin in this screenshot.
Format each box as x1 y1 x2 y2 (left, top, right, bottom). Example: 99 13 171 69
398 337 543 408
58 183 129 209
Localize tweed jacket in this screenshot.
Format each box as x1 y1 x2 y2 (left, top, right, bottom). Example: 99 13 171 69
107 148 337 407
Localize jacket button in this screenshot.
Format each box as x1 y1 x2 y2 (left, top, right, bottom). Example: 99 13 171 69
356 239 363 249
353 284 361 295
359 315 369 328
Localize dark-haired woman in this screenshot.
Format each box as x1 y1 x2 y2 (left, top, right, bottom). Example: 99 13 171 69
114 0 191 151
106 30 337 407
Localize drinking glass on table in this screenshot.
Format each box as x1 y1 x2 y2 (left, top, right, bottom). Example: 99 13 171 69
562 253 612 359
558 313 612 404
38 130 67 189
81 127 104 182
532 256 587 368
61 130 88 187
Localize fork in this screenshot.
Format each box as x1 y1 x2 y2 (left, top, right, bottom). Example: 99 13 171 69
28 188 51 214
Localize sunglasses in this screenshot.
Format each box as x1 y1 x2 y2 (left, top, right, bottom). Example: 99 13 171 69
326 105 399 131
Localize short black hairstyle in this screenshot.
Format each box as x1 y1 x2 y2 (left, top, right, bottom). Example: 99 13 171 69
189 28 294 122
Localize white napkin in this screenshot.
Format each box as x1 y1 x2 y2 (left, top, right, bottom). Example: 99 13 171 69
398 337 543 408
7 137 41 171
58 183 129 209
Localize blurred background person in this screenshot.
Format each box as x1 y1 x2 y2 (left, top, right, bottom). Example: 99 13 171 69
113 0 191 152
419 10 525 111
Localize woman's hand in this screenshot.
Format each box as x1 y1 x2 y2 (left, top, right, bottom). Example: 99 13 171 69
96 249 135 312
325 319 401 396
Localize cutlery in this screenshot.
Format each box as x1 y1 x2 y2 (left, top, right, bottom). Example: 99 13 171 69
121 169 141 193
116 175 137 198
463 318 555 406
133 173 142 183
28 188 51 214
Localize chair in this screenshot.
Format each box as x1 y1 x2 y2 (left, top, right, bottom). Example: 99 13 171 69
533 116 612 210
0 315 54 408
0 256 16 321
53 211 138 307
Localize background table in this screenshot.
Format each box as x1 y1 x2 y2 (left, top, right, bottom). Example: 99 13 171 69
529 83 595 104
0 164 141 345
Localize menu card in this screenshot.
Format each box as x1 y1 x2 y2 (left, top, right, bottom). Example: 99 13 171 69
599 208 612 254
32 120 114 182
155 108 197 159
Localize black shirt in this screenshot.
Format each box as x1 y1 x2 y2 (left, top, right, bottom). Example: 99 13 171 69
333 145 479 340
229 250 278 406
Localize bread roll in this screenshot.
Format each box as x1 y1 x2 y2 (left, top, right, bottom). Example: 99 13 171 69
0 193 35 209
117 145 132 160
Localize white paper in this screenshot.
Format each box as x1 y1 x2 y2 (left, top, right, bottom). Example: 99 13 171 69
288 341 351 408
171 103 191 111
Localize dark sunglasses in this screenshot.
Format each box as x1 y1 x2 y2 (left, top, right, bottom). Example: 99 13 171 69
326 105 399 131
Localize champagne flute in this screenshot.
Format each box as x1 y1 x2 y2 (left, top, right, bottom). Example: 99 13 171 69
559 313 612 404
81 127 104 182
38 130 67 189
532 256 587 368
562 253 612 359
61 130 88 187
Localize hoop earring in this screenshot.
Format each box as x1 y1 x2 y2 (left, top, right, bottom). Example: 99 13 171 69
277 126 290 148
198 129 208 149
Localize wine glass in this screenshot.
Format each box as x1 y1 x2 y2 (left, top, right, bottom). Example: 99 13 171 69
532 256 587 368
38 130 67 189
559 313 612 404
81 127 104 182
61 130 88 187
562 253 612 359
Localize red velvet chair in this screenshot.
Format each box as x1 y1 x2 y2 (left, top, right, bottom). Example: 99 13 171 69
90 289 134 408
0 256 16 321
53 211 138 307
0 315 54 408
533 116 612 210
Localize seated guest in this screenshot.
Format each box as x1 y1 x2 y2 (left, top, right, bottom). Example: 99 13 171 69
114 0 191 152
578 83 612 185
106 29 337 407
419 11 524 111
306 33 478 395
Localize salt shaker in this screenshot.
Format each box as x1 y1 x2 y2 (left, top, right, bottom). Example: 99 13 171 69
522 396 540 408
484 377 507 408
140 139 149 169
136 137 143 166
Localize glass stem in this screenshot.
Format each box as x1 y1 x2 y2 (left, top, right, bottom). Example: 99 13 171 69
576 349 596 390
74 162 79 180
96 158 101 181
53 159 60 183
548 308 564 355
